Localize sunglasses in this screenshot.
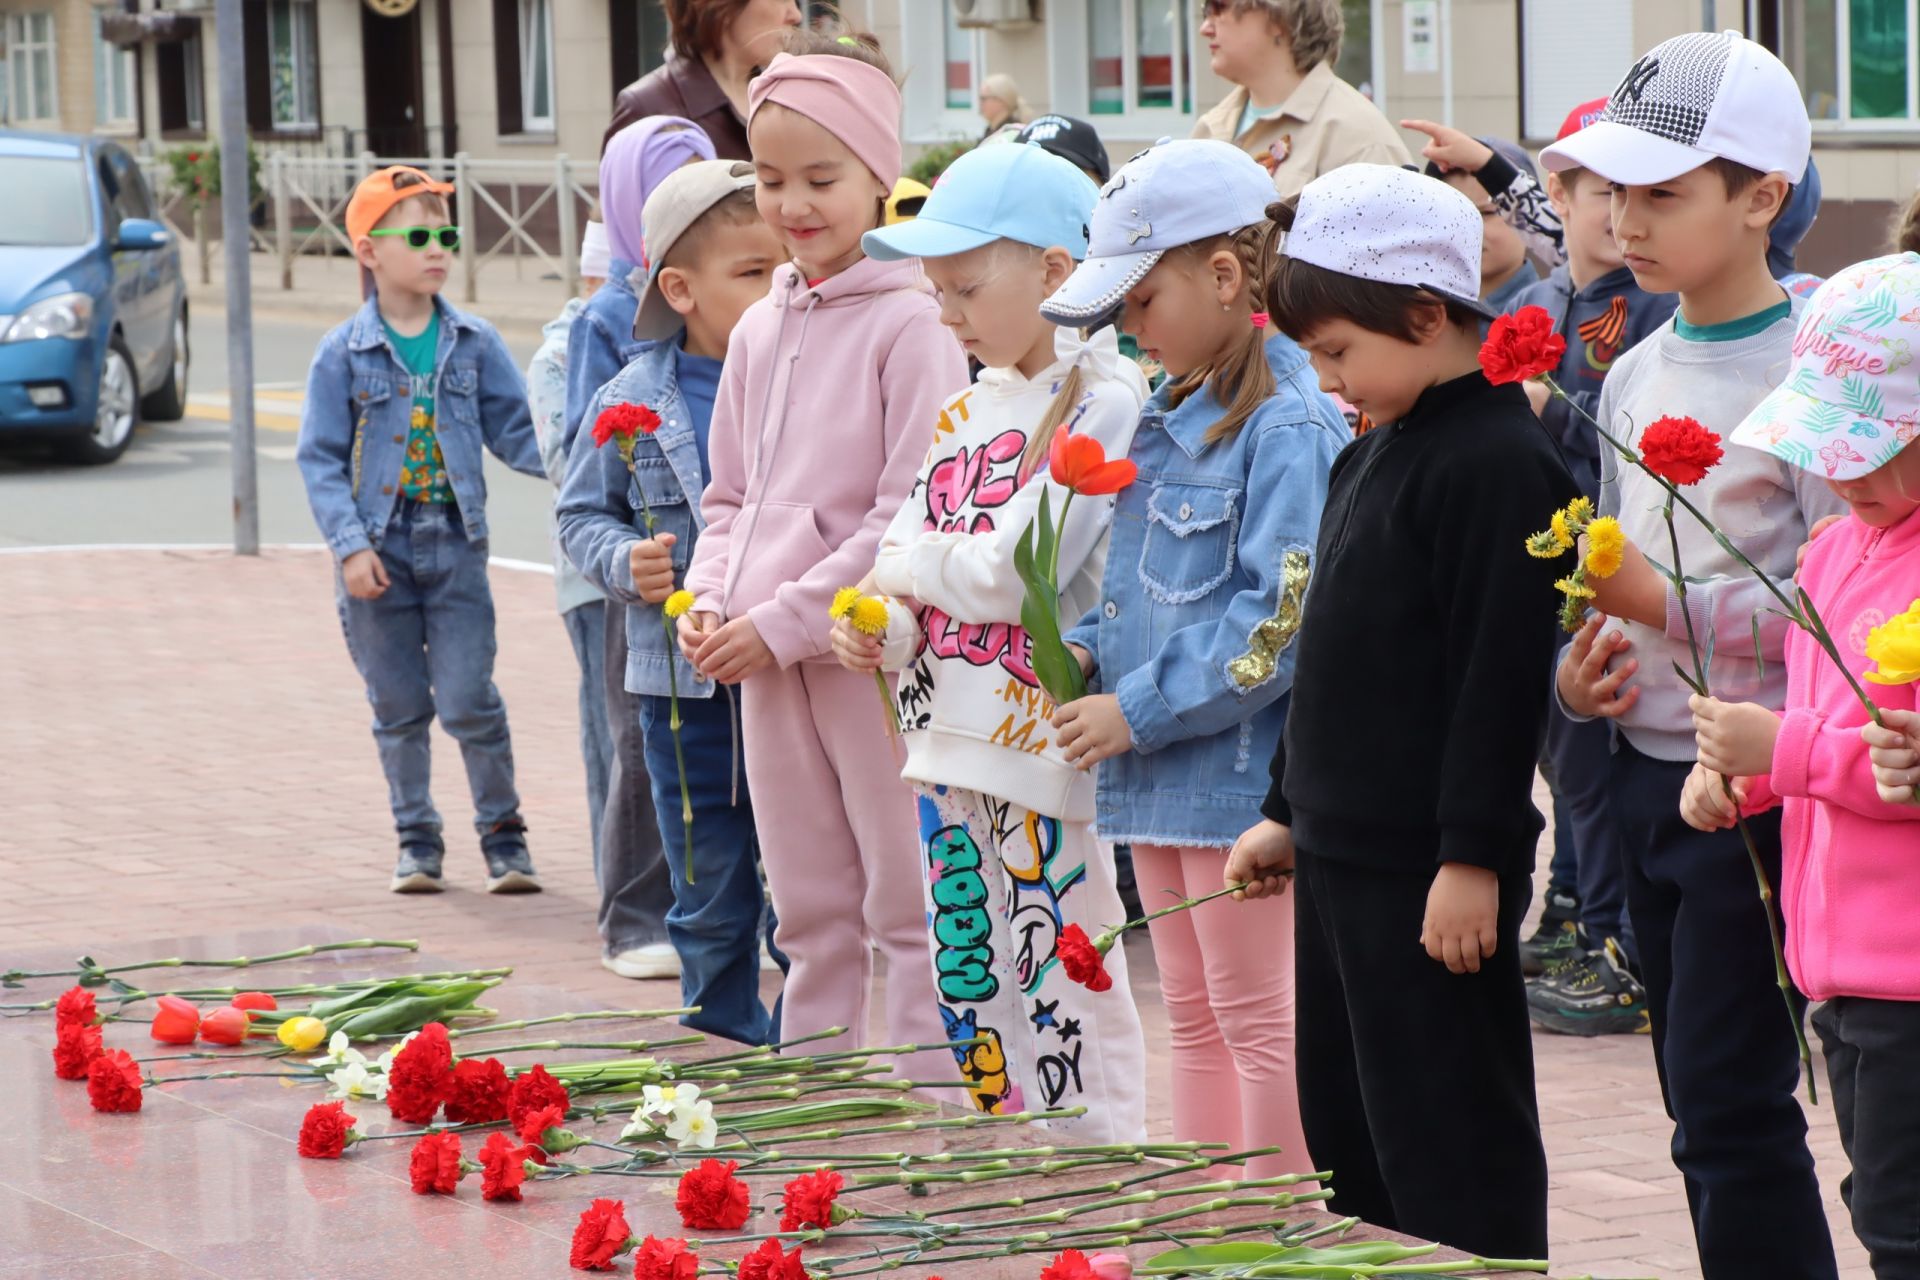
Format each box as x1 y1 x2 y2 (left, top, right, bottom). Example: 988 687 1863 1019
370 225 461 250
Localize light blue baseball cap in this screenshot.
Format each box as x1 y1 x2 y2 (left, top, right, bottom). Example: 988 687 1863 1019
862 142 1098 263
1041 138 1276 325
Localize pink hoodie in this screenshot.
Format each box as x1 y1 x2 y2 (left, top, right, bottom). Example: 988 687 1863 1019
1743 506 1920 1002
685 256 968 666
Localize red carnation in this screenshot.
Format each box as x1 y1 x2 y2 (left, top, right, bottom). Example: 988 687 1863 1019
408 1131 464 1195
779 1168 846 1232
478 1130 529 1202
1478 305 1567 386
1041 1250 1098 1280
570 1198 635 1271
444 1056 512 1124
508 1062 571 1132
592 402 664 449
53 1022 103 1080
516 1101 568 1148
86 1048 143 1113
633 1236 700 1280
387 1022 454 1124
1637 415 1725 488
55 986 98 1030
297 1100 358 1159
1055 924 1113 993
737 1239 809 1280
676 1158 753 1231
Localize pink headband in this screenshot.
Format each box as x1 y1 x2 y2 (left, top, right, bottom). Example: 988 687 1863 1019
748 51 902 190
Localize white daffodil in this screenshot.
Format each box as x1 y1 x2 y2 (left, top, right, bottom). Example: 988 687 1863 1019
326 1058 388 1101
618 1104 662 1142
307 1030 367 1071
376 1030 419 1076
639 1081 700 1119
665 1097 718 1150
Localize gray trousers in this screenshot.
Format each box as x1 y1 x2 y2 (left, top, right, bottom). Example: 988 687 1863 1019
597 601 673 952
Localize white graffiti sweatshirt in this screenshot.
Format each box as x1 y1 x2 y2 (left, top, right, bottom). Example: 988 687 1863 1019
874 326 1148 822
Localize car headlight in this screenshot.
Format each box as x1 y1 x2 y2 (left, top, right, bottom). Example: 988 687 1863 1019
2 292 94 343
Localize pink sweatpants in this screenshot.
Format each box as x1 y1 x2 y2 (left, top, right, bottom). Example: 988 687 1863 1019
1134 843 1316 1182
742 660 948 1080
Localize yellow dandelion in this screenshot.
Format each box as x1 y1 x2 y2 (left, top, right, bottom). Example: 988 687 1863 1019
663 589 695 620
829 586 862 621
1549 510 1575 552
849 596 891 637
1555 574 1598 600
1583 516 1625 580
1566 495 1595 525
1525 529 1567 560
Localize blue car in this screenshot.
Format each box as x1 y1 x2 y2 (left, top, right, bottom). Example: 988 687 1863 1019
0 131 188 464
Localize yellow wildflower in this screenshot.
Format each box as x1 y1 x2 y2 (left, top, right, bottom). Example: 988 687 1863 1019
1865 599 1920 685
1566 495 1595 525
829 586 862 621
663 589 695 620
1549 510 1575 552
1583 516 1626 580
849 596 891 637
1526 528 1569 560
1555 574 1597 601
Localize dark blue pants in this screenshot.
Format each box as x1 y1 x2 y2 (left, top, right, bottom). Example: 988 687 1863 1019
1609 741 1836 1280
1549 711 1635 963
638 688 784 1047
1816 996 1920 1280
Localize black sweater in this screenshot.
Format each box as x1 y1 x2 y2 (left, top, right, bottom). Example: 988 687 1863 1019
1264 370 1578 877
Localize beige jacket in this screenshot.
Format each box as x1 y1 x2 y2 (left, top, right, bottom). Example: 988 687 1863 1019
1191 62 1412 200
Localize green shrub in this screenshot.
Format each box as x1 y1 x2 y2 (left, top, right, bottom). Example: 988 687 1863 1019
906 138 973 187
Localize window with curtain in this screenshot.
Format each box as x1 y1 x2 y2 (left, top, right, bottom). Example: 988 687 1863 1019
944 0 974 111
94 9 138 129
1782 0 1916 125
7 12 58 123
267 0 318 129
519 0 555 132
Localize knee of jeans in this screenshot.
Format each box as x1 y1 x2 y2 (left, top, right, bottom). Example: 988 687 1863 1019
434 684 507 736
365 682 434 729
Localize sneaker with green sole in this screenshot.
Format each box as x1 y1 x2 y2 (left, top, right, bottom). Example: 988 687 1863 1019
1527 938 1650 1036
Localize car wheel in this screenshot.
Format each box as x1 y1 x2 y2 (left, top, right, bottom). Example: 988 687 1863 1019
56 336 139 465
139 308 189 421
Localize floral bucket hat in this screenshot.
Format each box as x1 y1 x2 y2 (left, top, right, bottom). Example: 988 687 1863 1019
1734 251 1920 479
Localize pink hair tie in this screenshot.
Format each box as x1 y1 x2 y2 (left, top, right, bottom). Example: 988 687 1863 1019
1249 311 1270 329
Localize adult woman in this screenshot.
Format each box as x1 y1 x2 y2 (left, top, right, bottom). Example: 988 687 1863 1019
977 73 1028 144
1191 0 1409 198
605 0 803 157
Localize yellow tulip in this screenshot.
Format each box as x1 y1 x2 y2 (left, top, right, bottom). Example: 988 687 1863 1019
277 1016 328 1052
1865 599 1920 686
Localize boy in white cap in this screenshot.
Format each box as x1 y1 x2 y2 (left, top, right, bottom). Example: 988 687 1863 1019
1541 31 1844 1280
1229 162 1576 1260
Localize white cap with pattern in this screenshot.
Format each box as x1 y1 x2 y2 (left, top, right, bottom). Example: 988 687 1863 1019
1280 163 1494 320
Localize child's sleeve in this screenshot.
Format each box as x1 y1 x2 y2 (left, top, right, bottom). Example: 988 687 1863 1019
1062 603 1101 676
478 327 545 478
562 309 627 456
555 383 645 604
877 596 923 673
527 338 572 488
873 384 1138 625
684 335 752 614
1478 149 1565 267
294 334 372 561
1114 416 1339 753
1770 689 1920 821
746 312 968 667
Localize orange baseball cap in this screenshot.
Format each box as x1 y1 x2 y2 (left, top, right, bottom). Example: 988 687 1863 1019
346 166 456 245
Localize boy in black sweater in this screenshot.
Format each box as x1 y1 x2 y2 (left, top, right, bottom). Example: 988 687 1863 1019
1227 164 1575 1261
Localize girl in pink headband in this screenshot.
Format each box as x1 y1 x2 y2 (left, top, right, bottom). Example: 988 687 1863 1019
678 33 969 1080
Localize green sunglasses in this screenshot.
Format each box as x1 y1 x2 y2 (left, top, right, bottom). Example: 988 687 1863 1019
370 225 461 250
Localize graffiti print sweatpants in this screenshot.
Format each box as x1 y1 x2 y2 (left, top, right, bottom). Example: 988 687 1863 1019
742 660 948 1079
917 784 1148 1143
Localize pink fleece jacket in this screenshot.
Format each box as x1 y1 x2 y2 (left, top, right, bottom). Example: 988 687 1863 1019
685 256 968 666
1743 506 1920 1002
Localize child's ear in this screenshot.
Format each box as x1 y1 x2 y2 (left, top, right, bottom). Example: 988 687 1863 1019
658 266 699 319
1408 299 1451 346
353 235 379 272
1211 248 1244 305
1039 246 1076 295
1747 173 1791 230
1544 171 1573 220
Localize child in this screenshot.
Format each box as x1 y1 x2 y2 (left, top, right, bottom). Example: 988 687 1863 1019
830 142 1149 1142
1015 113 1112 185
1543 31 1844 1279
1422 135 1541 317
557 160 788 1036
1040 138 1347 1179
1682 254 1920 1280
677 33 967 1070
296 166 547 894
1233 162 1577 1257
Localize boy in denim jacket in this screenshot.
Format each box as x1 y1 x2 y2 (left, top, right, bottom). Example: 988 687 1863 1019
557 160 787 1044
296 166 547 894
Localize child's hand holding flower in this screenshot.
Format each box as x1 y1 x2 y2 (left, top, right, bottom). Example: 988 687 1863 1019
1861 708 1920 807
1052 694 1132 770
1689 694 1781 779
1680 761 1749 832
629 535 679 604
697 616 775 685
831 613 885 672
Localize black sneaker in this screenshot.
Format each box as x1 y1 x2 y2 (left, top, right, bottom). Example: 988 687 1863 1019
390 839 445 894
481 820 542 894
1527 938 1649 1037
1521 888 1581 977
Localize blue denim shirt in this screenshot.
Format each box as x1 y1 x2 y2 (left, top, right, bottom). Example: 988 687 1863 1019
561 258 649 456
297 293 544 560
1064 333 1347 847
555 337 714 700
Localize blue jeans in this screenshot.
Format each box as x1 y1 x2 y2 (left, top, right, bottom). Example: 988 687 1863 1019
335 501 521 842
638 687 784 1046
561 601 613 864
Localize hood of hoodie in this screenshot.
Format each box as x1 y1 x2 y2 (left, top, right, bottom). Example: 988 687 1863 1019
1769 155 1822 278
768 255 931 311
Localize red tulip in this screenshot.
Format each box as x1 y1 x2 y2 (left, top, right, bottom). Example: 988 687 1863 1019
199 1006 250 1046
150 995 201 1045
230 992 277 1021
1049 427 1138 496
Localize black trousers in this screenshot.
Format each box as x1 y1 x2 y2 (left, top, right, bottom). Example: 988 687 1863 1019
1609 742 1837 1280
1294 848 1548 1260
1816 996 1920 1280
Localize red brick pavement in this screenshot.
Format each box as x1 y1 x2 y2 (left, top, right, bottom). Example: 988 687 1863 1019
0 547 1871 1278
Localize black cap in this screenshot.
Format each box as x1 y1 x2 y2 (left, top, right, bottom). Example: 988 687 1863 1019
1014 114 1110 186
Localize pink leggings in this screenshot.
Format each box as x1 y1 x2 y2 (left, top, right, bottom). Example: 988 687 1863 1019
1134 843 1315 1182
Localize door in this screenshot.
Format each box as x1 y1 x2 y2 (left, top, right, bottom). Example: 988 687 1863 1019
361 5 426 158
95 148 165 377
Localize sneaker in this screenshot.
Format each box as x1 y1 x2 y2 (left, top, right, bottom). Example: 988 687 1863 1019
602 942 681 980
480 820 542 894
1528 938 1650 1036
1521 888 1581 977
390 842 445 894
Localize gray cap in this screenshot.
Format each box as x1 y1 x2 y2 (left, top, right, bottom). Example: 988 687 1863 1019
631 159 758 341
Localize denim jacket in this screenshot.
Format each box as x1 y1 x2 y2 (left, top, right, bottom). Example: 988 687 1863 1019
561 258 649 455
1064 333 1347 847
297 293 544 560
555 337 714 700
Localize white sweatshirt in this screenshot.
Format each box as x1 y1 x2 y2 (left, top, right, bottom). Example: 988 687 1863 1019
874 327 1148 821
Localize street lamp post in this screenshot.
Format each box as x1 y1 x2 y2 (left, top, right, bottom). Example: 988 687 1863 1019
214 0 259 556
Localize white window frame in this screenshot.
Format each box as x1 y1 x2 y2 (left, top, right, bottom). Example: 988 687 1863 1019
1792 0 1920 132
182 31 205 132
7 12 59 125
267 0 319 131
899 0 984 144
1043 0 1201 135
93 9 138 132
519 0 556 134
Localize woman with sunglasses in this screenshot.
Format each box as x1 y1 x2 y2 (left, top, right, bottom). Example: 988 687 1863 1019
1190 0 1409 199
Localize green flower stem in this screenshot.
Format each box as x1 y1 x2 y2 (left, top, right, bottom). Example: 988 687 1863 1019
134 1044 292 1064
2 939 419 987
698 1106 1086 1153
144 1069 316 1087
876 1148 1293 1211
695 1026 850 1065
1097 883 1244 950
5 970 513 1014
465 1035 706 1057
447 1009 698 1038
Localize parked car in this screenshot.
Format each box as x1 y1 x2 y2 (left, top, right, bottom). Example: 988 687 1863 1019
0 131 188 464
